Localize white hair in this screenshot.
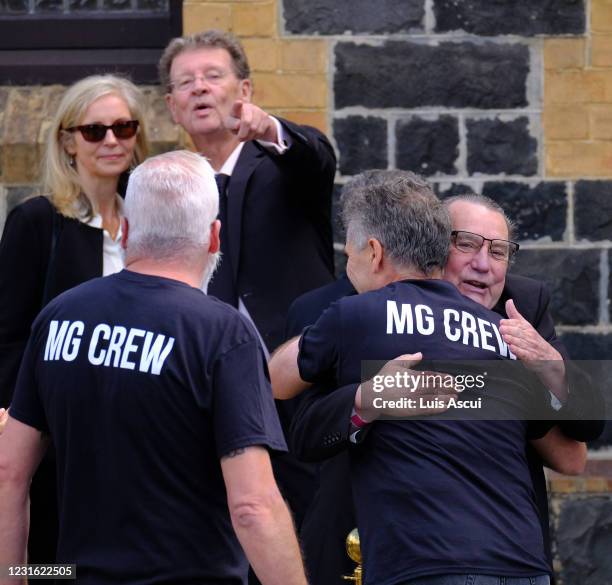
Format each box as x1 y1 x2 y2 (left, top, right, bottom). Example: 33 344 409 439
124 150 219 281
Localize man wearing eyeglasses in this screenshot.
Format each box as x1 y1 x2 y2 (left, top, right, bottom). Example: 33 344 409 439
445 202 519 310
279 182 602 585
158 30 336 356
268 172 578 585
158 31 336 585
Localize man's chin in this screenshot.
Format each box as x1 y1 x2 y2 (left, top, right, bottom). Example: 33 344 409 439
459 285 490 307
190 114 223 134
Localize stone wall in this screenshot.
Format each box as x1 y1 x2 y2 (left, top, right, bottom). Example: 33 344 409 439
182 0 329 130
9 1 602 355
287 0 610 366
0 85 183 227
549 474 612 585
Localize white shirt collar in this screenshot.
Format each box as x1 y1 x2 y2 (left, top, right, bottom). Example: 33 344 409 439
218 142 245 177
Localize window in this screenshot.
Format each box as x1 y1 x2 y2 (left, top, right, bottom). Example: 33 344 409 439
0 0 182 84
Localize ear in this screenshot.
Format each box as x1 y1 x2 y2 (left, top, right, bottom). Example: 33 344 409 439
208 219 221 254
120 218 129 250
368 238 385 272
165 92 179 124
60 130 77 156
240 78 253 103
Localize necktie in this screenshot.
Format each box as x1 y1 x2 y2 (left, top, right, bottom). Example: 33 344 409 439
209 173 238 307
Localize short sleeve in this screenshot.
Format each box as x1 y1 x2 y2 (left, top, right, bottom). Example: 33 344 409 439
297 301 341 384
9 329 49 433
213 339 287 458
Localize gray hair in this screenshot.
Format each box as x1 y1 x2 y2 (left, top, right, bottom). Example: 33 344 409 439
341 170 451 275
125 150 219 267
444 193 516 241
159 30 250 92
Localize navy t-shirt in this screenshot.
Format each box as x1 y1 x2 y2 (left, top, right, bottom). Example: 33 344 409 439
11 270 287 585
298 279 550 585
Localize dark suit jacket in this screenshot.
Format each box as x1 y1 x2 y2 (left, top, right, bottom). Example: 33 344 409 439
0 195 106 564
0 196 103 407
287 273 603 585
496 273 604 439
208 119 336 352
267 274 357 535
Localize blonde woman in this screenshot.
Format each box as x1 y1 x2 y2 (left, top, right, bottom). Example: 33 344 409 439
0 74 149 562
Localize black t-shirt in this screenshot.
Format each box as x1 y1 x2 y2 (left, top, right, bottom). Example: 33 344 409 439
11 270 286 585
298 279 550 585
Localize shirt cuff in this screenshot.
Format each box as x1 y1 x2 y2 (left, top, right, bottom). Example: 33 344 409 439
349 408 371 445
256 116 291 154
549 390 564 411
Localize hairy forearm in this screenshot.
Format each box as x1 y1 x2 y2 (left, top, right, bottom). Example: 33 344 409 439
230 492 307 585
0 480 29 582
0 417 47 581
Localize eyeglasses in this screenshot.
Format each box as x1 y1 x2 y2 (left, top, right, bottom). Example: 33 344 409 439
451 230 519 262
65 120 139 143
169 70 230 92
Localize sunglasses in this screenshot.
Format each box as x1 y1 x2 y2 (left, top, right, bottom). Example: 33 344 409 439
65 120 139 143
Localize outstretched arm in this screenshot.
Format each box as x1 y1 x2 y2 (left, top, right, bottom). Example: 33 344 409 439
225 100 280 144
269 336 313 400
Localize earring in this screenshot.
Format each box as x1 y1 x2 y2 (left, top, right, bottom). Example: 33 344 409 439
69 156 76 168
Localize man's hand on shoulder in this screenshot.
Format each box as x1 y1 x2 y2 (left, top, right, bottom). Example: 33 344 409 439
225 100 278 143
355 353 458 422
500 299 562 362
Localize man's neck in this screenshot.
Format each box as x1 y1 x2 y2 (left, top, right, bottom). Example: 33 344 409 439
192 131 241 172
396 267 443 281
360 266 442 294
125 258 204 289
380 266 443 288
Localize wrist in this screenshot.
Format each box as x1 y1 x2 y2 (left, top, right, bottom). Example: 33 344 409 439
263 116 279 143
353 386 378 423
350 410 368 429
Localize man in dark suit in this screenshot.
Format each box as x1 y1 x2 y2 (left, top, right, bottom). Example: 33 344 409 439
285 185 602 585
158 33 336 584
159 29 336 354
